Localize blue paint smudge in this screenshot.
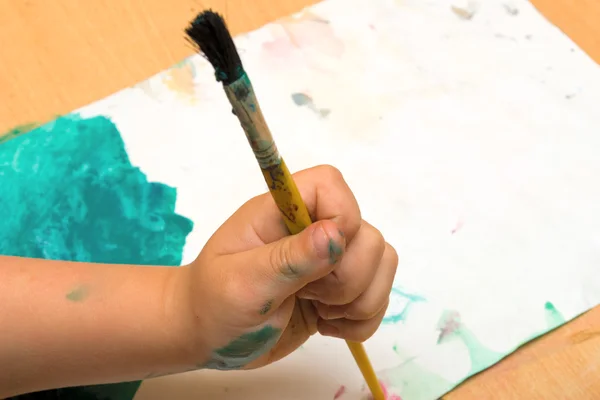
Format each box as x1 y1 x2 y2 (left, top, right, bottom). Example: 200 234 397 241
291 93 330 118
382 287 426 324
2 114 193 400
291 93 312 106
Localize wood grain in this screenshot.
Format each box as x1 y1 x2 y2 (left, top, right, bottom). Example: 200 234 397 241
532 0 600 64
445 308 600 399
0 0 599 398
0 0 319 133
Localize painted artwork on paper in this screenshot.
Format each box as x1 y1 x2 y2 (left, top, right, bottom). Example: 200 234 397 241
1 115 193 400
3 0 600 399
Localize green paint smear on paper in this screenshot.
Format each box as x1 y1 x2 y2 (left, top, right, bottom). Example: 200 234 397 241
457 326 503 376
437 311 503 376
379 359 454 400
382 287 426 324
385 304 571 399
3 114 193 400
544 301 566 329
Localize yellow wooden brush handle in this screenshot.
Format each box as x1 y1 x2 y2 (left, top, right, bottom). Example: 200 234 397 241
261 158 311 235
225 75 385 400
262 159 385 400
348 341 386 400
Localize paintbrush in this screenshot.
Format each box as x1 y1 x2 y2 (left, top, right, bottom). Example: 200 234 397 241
185 10 386 400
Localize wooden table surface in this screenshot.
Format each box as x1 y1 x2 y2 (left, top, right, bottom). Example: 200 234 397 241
1 0 599 398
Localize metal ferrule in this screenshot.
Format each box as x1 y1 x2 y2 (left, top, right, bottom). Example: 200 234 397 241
224 73 281 169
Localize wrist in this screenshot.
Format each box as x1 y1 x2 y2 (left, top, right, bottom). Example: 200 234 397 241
162 265 210 371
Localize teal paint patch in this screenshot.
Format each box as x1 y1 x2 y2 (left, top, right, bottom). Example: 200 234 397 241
382 287 426 324
66 285 90 302
2 114 193 400
0 123 39 145
544 301 566 329
204 325 282 370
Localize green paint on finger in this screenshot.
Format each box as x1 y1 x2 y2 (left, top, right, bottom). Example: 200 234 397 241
328 239 344 265
259 299 273 315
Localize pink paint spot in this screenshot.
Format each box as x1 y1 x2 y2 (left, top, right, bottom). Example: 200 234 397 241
381 381 402 400
369 24 376 31
451 218 464 234
367 381 402 400
262 21 344 59
262 38 295 58
333 385 346 399
437 310 462 343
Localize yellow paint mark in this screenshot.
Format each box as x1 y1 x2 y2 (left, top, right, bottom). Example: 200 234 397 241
163 62 196 102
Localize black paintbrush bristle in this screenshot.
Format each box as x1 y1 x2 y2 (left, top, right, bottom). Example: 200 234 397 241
185 10 244 85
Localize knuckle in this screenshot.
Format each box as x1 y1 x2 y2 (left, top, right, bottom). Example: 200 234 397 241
244 192 269 209
387 242 399 267
221 271 257 312
326 275 360 305
317 164 345 183
334 289 356 306
364 222 386 256
348 327 375 343
270 240 301 279
350 296 390 320
346 303 378 320
380 297 391 315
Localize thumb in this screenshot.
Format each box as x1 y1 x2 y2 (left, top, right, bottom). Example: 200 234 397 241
230 220 345 310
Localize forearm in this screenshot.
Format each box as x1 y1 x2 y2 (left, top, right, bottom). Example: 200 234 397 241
0 256 200 397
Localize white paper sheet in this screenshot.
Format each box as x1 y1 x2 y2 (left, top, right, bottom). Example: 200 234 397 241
64 0 600 398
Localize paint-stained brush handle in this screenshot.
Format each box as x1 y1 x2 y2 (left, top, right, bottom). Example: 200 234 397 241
262 159 385 400
225 72 386 400
185 11 385 399
348 342 386 400
225 76 385 400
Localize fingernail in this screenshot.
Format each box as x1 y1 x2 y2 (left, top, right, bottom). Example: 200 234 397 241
320 323 340 337
312 223 344 263
297 290 318 300
325 309 345 320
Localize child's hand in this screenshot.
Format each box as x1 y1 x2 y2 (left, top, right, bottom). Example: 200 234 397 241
183 165 398 370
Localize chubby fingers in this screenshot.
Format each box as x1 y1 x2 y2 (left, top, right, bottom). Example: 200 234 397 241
209 165 362 255
218 220 347 320
315 242 398 342
298 221 386 305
